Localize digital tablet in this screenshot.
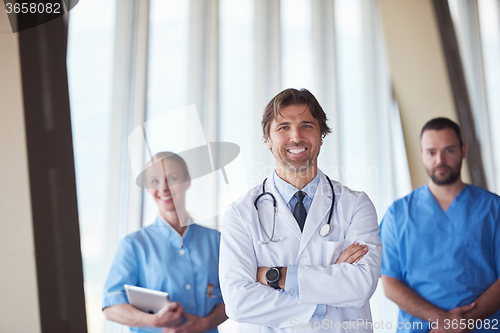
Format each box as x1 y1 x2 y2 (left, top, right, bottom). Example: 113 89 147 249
124 285 171 314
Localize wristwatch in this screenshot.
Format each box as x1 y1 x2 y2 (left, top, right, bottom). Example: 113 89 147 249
265 267 282 289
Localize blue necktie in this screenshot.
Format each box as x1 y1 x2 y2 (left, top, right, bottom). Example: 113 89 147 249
293 191 307 232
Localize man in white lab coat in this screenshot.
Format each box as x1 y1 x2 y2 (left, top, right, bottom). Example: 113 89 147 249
219 88 382 332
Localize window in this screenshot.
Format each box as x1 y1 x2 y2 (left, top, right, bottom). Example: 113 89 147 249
449 0 500 193
68 1 411 331
67 0 116 331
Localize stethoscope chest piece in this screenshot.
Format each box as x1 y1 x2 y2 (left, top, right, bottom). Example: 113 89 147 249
319 224 331 237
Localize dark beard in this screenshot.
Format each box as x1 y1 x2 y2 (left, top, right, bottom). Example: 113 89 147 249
430 166 461 185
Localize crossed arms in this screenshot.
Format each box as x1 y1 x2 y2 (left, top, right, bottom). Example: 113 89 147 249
219 192 382 328
256 242 369 288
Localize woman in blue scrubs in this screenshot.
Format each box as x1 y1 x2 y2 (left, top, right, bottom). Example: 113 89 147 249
102 152 227 333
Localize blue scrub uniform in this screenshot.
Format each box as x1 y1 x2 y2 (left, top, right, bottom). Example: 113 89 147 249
102 216 223 333
380 185 500 333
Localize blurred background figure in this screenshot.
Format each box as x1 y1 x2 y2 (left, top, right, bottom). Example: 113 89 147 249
380 118 500 333
102 152 227 333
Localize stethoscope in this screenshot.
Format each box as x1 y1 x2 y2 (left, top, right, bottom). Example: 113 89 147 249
254 175 336 245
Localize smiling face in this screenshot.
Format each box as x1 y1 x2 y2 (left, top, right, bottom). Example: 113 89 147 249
145 158 191 215
420 128 467 185
266 104 322 175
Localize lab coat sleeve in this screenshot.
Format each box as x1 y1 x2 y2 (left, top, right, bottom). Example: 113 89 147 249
379 203 403 280
285 266 327 317
297 192 382 308
220 205 317 328
284 265 299 295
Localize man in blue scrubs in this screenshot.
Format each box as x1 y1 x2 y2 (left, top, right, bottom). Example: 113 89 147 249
380 118 500 333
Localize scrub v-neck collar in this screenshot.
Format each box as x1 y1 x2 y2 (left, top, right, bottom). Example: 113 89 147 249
424 184 469 215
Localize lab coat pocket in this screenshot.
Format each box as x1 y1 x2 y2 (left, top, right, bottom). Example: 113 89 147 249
324 240 344 265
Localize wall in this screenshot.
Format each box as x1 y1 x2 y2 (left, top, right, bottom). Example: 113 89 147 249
379 0 471 188
0 10 42 333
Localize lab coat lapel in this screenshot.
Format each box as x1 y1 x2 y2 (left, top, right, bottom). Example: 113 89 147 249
298 170 333 255
268 175 302 241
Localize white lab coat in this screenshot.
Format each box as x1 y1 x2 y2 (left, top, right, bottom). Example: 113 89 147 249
219 170 382 333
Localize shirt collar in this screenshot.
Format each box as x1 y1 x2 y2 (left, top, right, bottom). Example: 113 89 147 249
154 215 191 248
422 183 470 204
273 171 320 204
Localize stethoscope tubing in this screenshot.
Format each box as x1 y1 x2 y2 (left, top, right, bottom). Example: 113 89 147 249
254 174 335 244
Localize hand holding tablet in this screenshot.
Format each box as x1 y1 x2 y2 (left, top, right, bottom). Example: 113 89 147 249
124 284 171 314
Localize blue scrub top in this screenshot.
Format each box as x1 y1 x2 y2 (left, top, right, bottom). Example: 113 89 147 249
102 216 223 333
380 185 500 333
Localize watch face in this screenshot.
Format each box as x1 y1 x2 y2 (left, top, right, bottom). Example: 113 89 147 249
266 268 279 282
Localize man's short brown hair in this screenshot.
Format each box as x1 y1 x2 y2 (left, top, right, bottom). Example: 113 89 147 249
420 117 463 147
261 88 332 141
